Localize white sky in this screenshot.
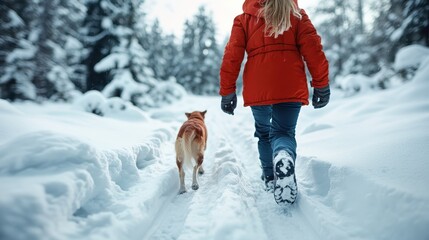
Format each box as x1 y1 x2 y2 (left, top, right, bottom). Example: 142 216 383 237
144 0 317 42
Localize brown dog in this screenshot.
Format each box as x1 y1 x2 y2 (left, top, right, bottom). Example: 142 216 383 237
175 110 207 194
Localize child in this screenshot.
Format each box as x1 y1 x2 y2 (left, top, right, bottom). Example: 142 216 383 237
219 0 330 205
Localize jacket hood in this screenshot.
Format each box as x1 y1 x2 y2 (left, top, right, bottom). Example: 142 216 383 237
242 0 299 17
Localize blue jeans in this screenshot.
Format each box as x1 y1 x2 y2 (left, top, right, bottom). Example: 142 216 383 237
251 102 301 178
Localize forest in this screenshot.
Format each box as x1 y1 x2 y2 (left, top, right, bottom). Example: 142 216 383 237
0 0 428 108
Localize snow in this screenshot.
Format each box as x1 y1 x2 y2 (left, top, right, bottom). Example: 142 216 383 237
101 17 113 30
94 53 130 73
5 10 25 28
296 59 429 240
336 45 429 95
102 71 186 110
1 55 429 240
394 44 429 71
73 90 149 121
335 74 374 95
64 37 83 50
5 41 36 63
0 99 23 115
390 15 414 42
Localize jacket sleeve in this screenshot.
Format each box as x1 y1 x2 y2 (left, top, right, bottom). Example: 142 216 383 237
296 9 329 88
219 15 246 96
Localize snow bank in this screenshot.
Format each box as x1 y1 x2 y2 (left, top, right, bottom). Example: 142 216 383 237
0 131 137 240
335 74 374 95
394 44 429 71
297 157 429 240
149 79 187 108
298 49 429 239
0 99 23 115
337 45 429 95
370 66 404 89
0 102 176 240
102 71 186 110
413 54 429 83
74 90 149 121
102 71 149 94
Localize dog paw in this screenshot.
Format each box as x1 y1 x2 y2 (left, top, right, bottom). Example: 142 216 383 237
198 168 205 175
178 189 187 194
191 184 199 190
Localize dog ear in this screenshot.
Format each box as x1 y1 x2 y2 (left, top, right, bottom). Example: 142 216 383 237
185 112 191 119
201 110 207 118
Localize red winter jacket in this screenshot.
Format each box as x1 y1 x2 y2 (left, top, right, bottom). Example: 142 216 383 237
219 0 329 106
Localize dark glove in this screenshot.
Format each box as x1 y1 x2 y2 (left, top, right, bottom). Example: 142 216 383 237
312 85 330 109
221 93 237 115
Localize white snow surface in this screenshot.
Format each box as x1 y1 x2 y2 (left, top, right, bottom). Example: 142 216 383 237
1 62 429 240
335 74 374 95
73 90 149 121
94 53 130 73
394 44 429 71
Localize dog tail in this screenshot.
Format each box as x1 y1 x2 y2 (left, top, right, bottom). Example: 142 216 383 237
181 129 196 170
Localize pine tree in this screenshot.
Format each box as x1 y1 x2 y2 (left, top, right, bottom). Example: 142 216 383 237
368 0 403 64
145 20 181 81
82 0 119 91
369 0 429 65
177 6 222 95
1 0 85 101
85 0 155 86
313 0 381 77
63 1 88 92
162 34 181 81
93 0 181 109
178 19 197 92
313 0 355 78
146 19 165 80
395 0 429 47
0 1 37 101
357 0 365 34
342 0 380 77
31 0 85 101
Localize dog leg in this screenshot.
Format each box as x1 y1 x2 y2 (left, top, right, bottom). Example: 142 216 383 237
191 165 199 190
179 168 187 194
177 159 187 194
192 154 204 190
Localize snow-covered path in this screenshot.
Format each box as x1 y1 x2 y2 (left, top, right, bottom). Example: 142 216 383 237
143 100 319 240
138 94 429 240
1 63 429 240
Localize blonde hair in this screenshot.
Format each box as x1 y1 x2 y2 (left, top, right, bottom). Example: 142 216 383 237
259 0 302 38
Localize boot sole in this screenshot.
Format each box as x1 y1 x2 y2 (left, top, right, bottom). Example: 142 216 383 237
273 157 297 205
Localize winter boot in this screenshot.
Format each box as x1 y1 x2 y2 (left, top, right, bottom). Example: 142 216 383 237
263 175 274 192
273 150 297 205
